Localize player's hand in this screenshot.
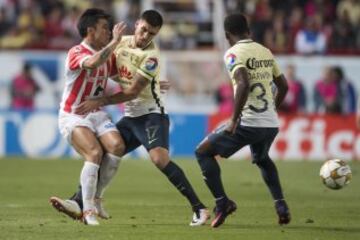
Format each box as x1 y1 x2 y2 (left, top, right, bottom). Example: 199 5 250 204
112 22 127 43
75 99 103 115
159 80 171 93
224 119 239 135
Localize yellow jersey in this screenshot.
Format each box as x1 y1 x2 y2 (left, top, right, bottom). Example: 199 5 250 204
114 36 164 117
224 39 281 127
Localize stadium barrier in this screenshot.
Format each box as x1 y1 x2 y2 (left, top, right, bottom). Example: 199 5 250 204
0 110 358 161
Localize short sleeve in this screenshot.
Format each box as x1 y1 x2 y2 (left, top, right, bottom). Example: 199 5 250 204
137 53 159 81
68 46 91 70
272 59 282 78
224 50 244 78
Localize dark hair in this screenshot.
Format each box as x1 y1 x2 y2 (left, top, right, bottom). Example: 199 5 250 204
77 8 113 38
224 13 249 36
141 10 163 28
23 62 32 72
333 66 344 79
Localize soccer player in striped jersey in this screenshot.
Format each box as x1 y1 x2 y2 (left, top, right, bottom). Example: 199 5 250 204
50 8 126 226
63 10 209 226
195 13 290 228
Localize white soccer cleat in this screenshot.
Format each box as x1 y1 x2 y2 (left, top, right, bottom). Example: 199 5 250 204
83 209 99 226
189 208 210 226
95 198 111 219
49 196 82 220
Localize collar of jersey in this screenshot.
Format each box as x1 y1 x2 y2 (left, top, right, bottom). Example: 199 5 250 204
129 36 152 50
81 41 97 53
237 39 253 44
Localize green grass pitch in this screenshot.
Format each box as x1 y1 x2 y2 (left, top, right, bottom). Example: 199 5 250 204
0 158 359 240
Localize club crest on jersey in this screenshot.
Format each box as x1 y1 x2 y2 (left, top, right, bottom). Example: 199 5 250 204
225 53 236 70
145 58 158 71
119 66 133 80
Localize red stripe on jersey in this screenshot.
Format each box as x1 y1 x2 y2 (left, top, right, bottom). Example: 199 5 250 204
81 81 94 102
63 70 87 113
109 54 118 77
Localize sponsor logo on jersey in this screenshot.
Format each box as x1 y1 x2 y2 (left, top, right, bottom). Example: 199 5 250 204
119 66 133 80
225 53 236 70
145 58 158 71
246 58 274 70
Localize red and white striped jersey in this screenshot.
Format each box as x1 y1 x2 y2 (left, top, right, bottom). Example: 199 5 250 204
60 42 118 114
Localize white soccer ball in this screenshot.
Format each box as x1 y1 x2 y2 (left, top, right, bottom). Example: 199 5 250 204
319 159 352 190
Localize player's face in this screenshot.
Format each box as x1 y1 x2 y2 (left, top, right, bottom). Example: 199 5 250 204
92 18 111 48
134 19 160 48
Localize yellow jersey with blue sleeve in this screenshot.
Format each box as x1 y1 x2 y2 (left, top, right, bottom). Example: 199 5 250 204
224 39 281 127
114 36 165 117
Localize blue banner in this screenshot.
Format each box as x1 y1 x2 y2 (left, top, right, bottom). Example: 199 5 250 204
0 110 207 158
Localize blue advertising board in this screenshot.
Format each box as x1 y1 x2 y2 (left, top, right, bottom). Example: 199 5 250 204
0 110 208 158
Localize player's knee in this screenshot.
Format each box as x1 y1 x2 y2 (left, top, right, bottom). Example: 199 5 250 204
152 156 169 169
255 156 273 168
86 146 103 164
195 146 211 162
150 154 169 169
107 140 125 157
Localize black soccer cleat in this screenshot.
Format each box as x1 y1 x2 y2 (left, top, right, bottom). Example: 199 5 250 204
211 199 237 228
275 199 291 225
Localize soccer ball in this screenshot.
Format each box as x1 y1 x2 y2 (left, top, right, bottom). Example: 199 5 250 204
319 159 352 190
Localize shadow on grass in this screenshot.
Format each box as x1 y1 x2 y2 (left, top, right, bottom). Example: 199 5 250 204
219 224 360 233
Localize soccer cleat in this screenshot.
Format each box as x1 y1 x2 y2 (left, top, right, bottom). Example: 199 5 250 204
211 199 237 228
95 198 110 219
275 199 291 225
189 208 210 226
49 196 82 220
82 209 99 226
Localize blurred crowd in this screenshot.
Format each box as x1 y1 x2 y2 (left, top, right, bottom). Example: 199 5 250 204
227 0 360 54
0 0 358 114
0 0 359 54
216 64 357 115
0 0 140 49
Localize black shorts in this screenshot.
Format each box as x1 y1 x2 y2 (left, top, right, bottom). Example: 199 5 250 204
207 124 278 163
116 113 169 154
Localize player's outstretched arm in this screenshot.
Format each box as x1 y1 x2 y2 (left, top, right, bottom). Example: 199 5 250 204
75 74 148 115
83 22 126 69
226 67 250 134
273 74 288 110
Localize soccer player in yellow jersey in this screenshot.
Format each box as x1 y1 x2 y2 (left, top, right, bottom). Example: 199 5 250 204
69 10 209 226
195 13 290 228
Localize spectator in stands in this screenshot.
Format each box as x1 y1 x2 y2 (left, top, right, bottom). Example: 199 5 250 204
264 11 288 53
330 10 357 53
336 0 360 27
0 7 11 37
333 66 357 114
279 64 306 113
314 66 342 114
295 16 327 54
287 6 304 53
10 62 39 110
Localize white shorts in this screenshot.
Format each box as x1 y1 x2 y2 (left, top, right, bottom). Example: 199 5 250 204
58 110 118 144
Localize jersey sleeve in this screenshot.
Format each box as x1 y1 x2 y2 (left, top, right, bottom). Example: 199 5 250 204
108 53 118 79
67 46 92 71
224 49 244 78
137 50 159 81
272 60 282 78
